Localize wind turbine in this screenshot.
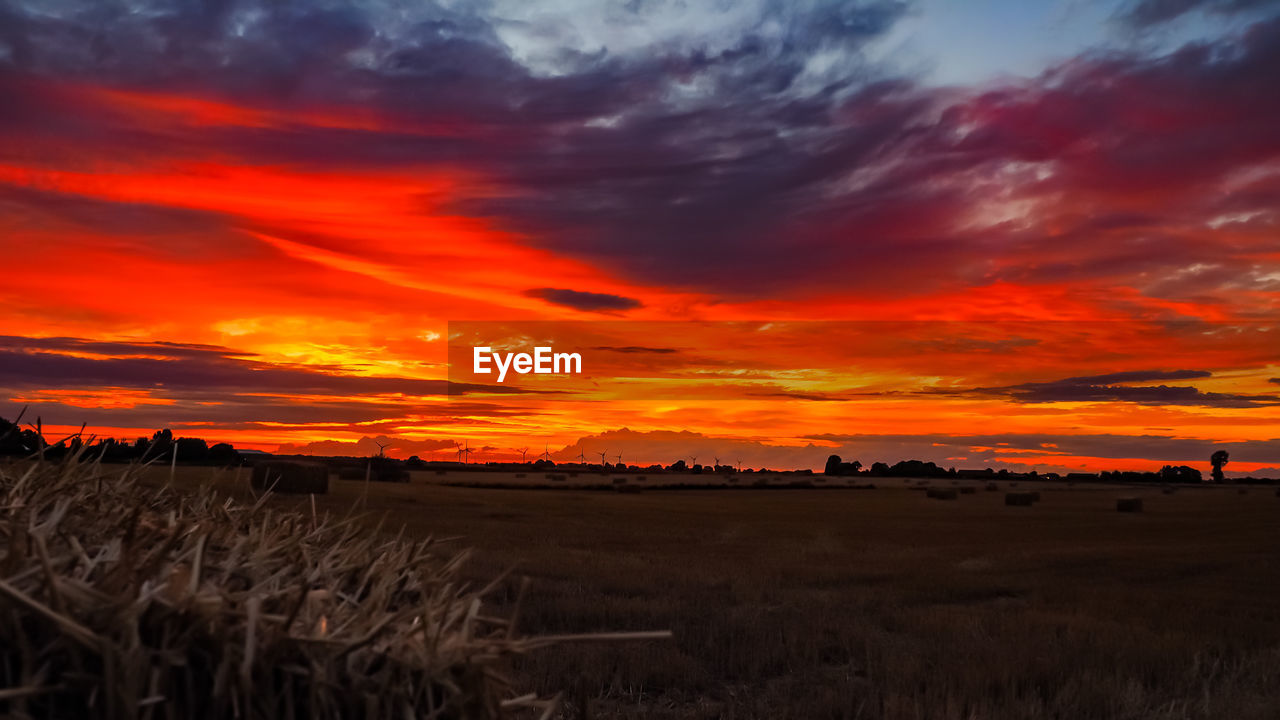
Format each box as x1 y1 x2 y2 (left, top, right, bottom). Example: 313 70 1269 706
689 455 698 467
597 450 608 467
457 441 473 464
736 457 743 472
374 439 390 458
518 447 529 463
541 444 551 462
577 447 586 465
713 456 720 469
615 451 623 467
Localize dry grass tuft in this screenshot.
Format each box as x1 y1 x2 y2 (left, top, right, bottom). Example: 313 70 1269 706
0 455 666 719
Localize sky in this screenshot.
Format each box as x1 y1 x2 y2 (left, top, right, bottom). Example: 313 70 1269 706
1 0 1278 475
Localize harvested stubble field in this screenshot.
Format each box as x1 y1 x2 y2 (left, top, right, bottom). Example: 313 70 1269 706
147 466 1279 720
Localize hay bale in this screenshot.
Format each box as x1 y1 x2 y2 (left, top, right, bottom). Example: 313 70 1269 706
612 477 628 484
926 487 958 500
959 486 977 494
1005 492 1036 506
377 469 410 483
1116 497 1144 512
0 457 582 720
515 472 526 478
615 484 643 494
1162 485 1176 495
251 460 328 494
985 482 999 492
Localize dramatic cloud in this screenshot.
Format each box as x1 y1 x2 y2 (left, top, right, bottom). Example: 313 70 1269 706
276 435 459 458
973 370 1280 408
522 288 643 313
1118 0 1274 26
0 336 535 396
1 2 1278 471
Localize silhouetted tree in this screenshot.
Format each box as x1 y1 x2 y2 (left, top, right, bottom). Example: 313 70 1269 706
1160 465 1202 483
208 442 240 466
825 454 842 475
824 454 864 476
1210 450 1229 483
175 437 209 463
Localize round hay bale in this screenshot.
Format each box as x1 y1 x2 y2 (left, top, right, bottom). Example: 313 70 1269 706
926 487 958 500
1116 497 1143 513
251 461 328 494
376 469 411 483
959 486 977 494
985 482 999 492
1005 492 1036 506
612 477 628 484
1162 485 1176 495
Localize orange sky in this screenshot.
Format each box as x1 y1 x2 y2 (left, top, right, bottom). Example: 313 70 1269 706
1 5 1278 476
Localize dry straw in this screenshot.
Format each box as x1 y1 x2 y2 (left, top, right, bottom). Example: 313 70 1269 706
0 450 669 719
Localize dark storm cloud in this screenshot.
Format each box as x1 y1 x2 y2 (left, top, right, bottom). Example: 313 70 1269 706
0 1 1278 301
1118 0 1275 26
1055 370 1212 384
960 369 1280 408
0 336 537 396
523 288 643 313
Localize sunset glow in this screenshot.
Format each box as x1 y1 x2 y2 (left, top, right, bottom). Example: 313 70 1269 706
2 0 1278 475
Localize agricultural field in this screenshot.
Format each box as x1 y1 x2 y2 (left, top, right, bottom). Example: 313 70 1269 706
149 466 1279 720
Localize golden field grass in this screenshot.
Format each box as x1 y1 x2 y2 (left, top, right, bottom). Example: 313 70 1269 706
143 467 1280 719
